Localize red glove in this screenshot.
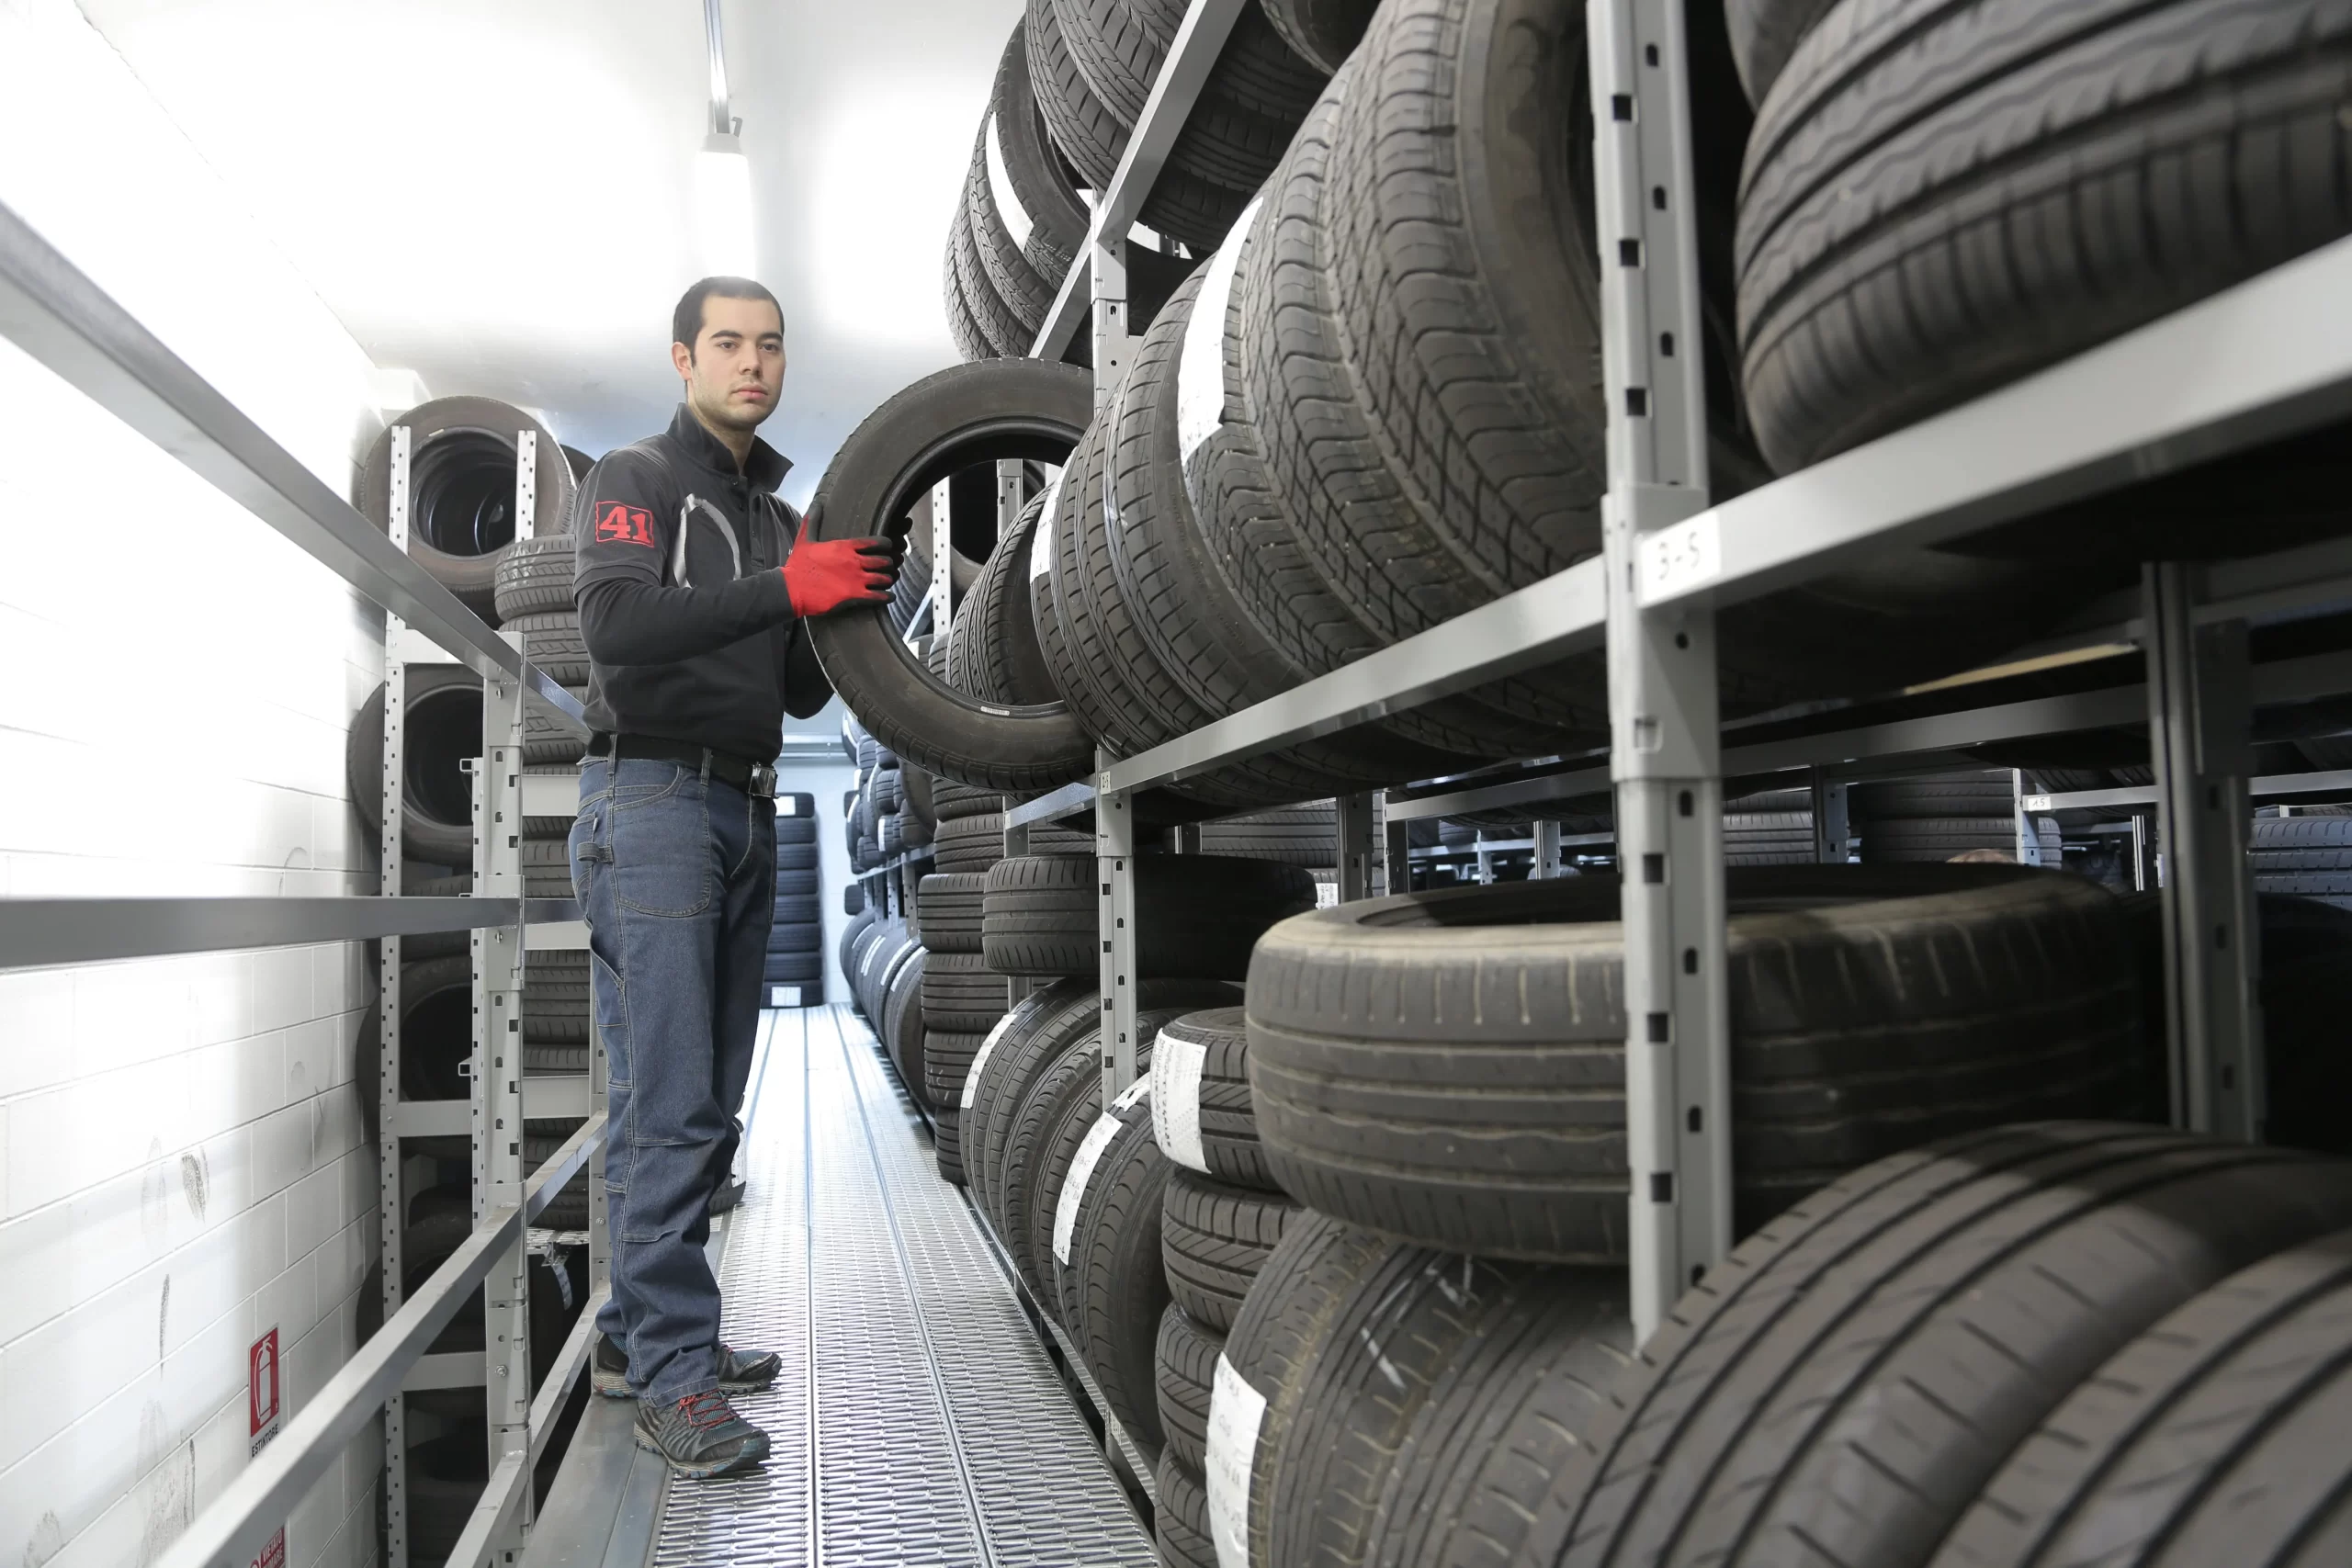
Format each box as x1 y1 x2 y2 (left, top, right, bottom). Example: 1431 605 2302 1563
782 507 901 618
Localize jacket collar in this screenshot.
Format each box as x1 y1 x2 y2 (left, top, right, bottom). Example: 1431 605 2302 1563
663 403 792 492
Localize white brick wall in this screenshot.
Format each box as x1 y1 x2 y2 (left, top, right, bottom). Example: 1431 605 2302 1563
0 3 394 1565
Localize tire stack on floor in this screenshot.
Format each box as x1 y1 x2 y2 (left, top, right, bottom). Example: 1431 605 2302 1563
915 829 998 1183
1143 1007 1300 1566
765 793 824 1006
946 818 1319 1485
1203 863 2209 1567
915 777 1084 1174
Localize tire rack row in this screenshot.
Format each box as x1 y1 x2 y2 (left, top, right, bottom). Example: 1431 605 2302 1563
378 425 608 1568
0 197 604 1568
998 0 2352 1343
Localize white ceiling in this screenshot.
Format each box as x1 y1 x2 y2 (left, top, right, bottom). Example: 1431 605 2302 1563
75 0 1022 503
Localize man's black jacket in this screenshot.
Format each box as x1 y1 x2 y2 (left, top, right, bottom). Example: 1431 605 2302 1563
571 405 831 761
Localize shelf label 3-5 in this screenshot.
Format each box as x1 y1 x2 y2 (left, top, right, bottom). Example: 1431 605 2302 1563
1637 513 1720 602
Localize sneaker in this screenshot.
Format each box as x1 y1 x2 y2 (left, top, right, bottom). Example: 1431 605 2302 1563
633 1390 770 1478
594 1336 780 1400
592 1333 633 1399
717 1343 781 1393
709 1175 748 1216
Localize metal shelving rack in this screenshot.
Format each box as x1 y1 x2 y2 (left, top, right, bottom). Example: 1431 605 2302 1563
995 0 2352 1342
375 425 607 1567
0 198 606 1568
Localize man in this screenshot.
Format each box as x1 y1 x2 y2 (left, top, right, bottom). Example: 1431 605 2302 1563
567 276 899 1477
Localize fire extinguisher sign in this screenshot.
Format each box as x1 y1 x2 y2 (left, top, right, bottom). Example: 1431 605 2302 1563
249 1527 287 1568
249 1328 282 1457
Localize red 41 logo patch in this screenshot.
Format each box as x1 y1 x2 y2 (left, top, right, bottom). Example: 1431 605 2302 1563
594 502 656 547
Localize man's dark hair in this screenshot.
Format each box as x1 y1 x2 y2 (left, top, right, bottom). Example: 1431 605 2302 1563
672 276 784 356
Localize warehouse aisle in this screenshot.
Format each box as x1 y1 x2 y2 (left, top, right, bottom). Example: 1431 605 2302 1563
643 1004 1155 1567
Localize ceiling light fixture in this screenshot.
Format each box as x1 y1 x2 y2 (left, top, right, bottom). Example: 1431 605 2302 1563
695 0 755 276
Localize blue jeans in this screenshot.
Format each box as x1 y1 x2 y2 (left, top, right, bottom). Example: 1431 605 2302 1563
569 756 775 1404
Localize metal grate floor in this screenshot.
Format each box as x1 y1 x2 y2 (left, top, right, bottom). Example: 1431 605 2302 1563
650 1005 1157 1567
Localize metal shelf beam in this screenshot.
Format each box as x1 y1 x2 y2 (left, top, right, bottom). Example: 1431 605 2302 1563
1094 561 1608 796
0 198 585 732
0 896 562 971
1634 236 2352 620
154 1115 604 1568
1381 647 2352 823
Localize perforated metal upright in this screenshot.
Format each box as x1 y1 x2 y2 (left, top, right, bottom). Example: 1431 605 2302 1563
377 426 415 1568
1335 793 1377 900
1809 771 1850 863
1591 0 1733 1340
2144 563 2263 1139
469 433 537 1561
377 423 544 1564
1096 774 1139 1097
1088 130 1142 1099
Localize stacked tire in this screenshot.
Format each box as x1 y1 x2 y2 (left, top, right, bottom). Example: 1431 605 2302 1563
766 793 824 1004
957 979 1244 1454
917 854 1001 1183
1023 0 1326 254
1206 863 2185 1566
842 0 2352 795
1855 769 2059 865
1144 1007 1302 1565
946 0 1337 359
358 398 578 625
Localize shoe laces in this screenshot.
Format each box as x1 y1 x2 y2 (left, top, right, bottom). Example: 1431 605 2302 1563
677 1390 733 1430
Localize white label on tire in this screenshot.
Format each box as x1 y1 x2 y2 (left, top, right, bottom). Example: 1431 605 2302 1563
1030 470 1064 584
1152 1033 1208 1173
960 1006 1024 1111
1111 1075 1151 1116
1175 197 1262 469
1053 1105 1127 1267
983 112 1033 251
1207 1352 1267 1568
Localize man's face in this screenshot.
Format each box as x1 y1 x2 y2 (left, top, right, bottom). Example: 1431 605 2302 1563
672 293 786 434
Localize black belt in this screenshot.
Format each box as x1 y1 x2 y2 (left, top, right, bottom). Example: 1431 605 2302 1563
588 734 776 798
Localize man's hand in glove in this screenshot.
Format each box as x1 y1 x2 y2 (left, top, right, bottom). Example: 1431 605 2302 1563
781 506 901 618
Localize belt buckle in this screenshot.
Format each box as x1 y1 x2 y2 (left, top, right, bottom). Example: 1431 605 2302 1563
748 762 777 800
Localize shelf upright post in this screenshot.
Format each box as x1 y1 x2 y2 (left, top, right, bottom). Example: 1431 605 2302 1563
1592 0 1731 1340
471 436 535 1551
998 457 1027 544
1004 812 1033 1010
378 424 413 1568
2011 770 2041 864
2144 562 2263 1140
1532 818 1565 879
930 479 955 660
1808 771 1849 863
1097 760 1139 1098
1336 794 1376 900
1383 803 1412 897
1091 235 1137 409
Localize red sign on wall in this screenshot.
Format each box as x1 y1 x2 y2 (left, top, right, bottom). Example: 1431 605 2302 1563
250 1527 286 1568
249 1328 281 1457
